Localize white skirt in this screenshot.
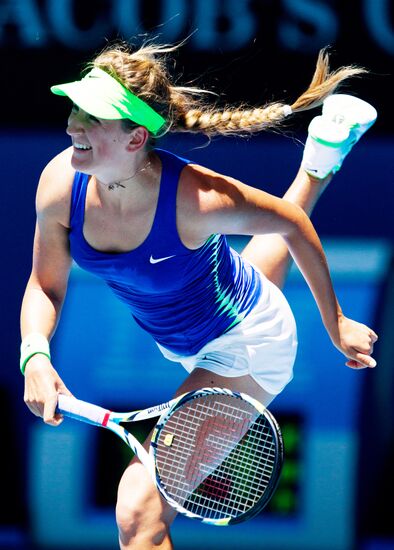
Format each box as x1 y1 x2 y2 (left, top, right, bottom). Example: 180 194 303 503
158 272 298 396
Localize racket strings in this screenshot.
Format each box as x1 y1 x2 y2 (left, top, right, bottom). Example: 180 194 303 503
155 395 278 520
191 418 276 516
165 415 275 517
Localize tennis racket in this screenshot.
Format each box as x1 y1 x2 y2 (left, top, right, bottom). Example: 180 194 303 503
57 387 283 526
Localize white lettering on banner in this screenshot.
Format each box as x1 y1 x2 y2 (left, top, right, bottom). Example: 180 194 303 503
160 0 188 42
193 0 255 50
279 0 338 51
0 0 392 57
0 0 47 46
112 0 187 43
112 0 141 38
365 0 394 55
47 0 111 49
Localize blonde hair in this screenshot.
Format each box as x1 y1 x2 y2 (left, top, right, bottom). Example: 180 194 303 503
90 41 367 137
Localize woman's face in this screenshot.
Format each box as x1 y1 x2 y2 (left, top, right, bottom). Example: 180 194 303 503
66 104 136 176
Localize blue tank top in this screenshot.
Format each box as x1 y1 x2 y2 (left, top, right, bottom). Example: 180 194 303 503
69 148 262 355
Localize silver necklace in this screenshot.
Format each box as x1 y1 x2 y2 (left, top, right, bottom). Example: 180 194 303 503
107 156 152 191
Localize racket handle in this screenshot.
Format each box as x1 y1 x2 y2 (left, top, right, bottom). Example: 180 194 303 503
57 394 110 427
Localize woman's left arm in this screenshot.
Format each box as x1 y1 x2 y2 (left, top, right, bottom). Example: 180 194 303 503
278 201 378 369
189 170 378 369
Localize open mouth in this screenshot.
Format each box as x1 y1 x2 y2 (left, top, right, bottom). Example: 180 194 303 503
73 142 92 151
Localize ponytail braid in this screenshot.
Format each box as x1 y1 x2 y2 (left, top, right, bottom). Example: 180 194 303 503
91 42 367 138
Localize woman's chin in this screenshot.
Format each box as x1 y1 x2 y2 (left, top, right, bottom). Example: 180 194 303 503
70 154 93 174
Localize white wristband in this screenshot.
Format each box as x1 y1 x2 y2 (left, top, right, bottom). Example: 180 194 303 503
20 333 51 375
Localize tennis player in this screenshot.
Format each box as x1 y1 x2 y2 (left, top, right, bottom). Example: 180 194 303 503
20 42 378 549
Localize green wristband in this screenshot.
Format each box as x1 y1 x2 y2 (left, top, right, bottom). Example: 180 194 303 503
20 333 51 375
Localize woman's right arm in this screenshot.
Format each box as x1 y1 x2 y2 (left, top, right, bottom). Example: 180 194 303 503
21 150 74 426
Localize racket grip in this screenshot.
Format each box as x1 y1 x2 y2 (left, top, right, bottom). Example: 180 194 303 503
57 394 110 427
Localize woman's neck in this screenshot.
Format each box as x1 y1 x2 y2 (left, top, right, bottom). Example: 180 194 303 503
92 151 162 207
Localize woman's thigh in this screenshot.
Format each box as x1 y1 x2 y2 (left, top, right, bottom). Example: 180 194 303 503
174 368 277 407
116 428 177 536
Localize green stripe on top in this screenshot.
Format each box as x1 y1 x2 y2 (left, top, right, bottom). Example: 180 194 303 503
207 234 246 329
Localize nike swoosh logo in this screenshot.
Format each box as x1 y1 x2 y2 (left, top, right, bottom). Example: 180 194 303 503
149 254 176 264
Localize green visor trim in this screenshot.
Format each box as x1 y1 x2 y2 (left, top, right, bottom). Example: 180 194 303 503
51 67 166 135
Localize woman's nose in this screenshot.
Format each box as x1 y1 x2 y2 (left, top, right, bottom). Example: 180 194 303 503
66 110 85 136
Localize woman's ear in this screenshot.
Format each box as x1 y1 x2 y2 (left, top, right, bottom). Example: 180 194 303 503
127 126 149 151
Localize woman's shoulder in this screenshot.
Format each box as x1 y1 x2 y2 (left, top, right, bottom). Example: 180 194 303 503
180 161 251 210
36 147 76 226
177 161 255 247
40 146 75 186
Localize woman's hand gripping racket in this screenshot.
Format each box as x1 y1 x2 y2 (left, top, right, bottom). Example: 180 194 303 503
57 387 283 525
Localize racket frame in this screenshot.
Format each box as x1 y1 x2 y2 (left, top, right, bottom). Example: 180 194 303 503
150 388 283 525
